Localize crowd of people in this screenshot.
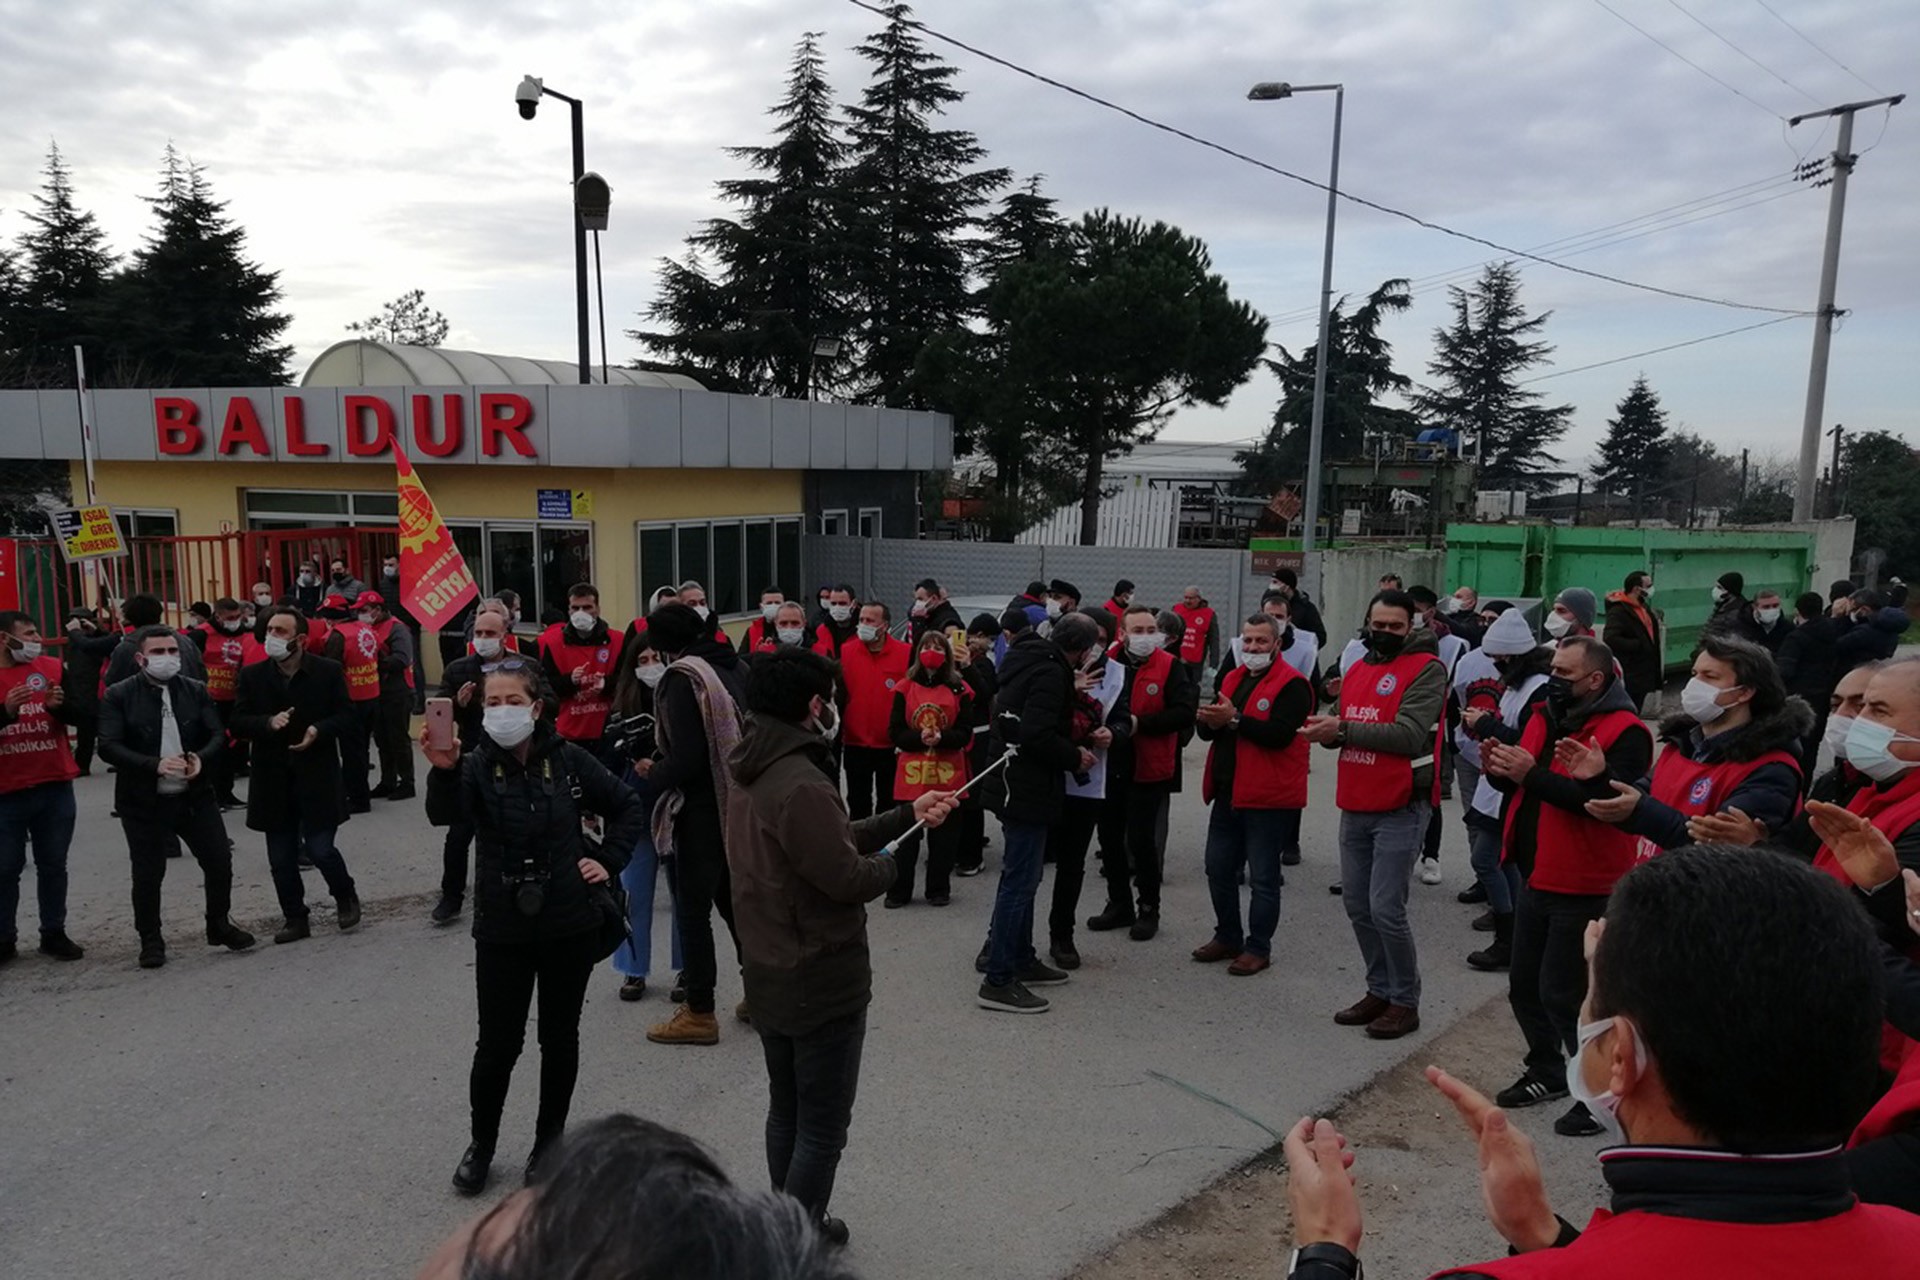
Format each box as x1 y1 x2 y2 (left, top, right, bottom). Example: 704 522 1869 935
8 556 1920 1277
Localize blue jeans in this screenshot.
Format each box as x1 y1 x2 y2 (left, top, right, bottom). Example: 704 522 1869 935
0 781 76 942
1203 803 1287 957
613 828 683 979
1338 802 1428 1008
1469 820 1521 914
263 822 356 918
984 819 1048 986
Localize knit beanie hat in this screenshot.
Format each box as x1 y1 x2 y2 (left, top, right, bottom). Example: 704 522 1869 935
1482 608 1538 656
1556 587 1597 630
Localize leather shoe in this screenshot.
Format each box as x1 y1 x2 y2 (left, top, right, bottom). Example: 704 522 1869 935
138 936 167 969
430 895 462 925
388 783 416 801
1190 939 1241 963
369 781 395 799
38 931 85 961
1226 952 1271 976
1458 881 1488 904
1334 993 1390 1026
274 916 311 945
1048 940 1081 971
336 896 362 931
452 1143 493 1195
1086 903 1135 932
1128 911 1159 942
1365 1004 1421 1040
525 1135 557 1184
207 919 256 950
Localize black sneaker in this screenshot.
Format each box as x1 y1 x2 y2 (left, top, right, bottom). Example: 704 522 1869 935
452 1143 493 1196
138 936 167 969
1554 1101 1606 1137
1017 959 1070 987
669 971 687 1003
1281 848 1302 866
955 863 984 877
38 931 84 961
336 896 363 931
1128 912 1159 942
207 919 256 951
274 916 312 945
388 783 416 801
1458 881 1488 905
430 895 463 925
974 942 991 974
1086 903 1135 932
1495 1073 1569 1109
1048 940 1081 971
977 980 1050 1014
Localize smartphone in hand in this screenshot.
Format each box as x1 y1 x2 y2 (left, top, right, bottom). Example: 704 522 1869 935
425 697 456 752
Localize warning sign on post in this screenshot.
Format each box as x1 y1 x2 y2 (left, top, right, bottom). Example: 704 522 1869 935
50 505 127 562
536 489 593 520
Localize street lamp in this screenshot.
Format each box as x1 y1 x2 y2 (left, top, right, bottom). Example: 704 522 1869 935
1249 80 1343 592
516 74 593 384
808 336 842 401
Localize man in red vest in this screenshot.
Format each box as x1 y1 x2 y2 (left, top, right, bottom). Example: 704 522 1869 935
1172 586 1218 684
812 585 858 656
1478 637 1653 1138
1300 590 1445 1040
194 596 265 810
325 593 388 813
738 587 786 656
838 602 911 821
1278 846 1920 1280
538 583 625 744
353 590 416 801
0 611 85 962
1100 580 1135 620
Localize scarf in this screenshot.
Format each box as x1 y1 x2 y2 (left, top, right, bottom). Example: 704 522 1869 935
650 655 744 858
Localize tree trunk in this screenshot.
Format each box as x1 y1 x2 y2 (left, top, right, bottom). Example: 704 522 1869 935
1078 446 1104 546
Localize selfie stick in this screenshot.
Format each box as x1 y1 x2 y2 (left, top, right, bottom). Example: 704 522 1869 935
879 744 1017 857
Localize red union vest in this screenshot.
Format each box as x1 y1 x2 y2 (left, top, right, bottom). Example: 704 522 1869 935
198 625 265 702
1128 646 1182 785
0 656 79 792
1203 658 1310 809
1508 708 1650 895
1335 651 1445 813
334 621 383 702
1635 741 1802 862
840 636 911 750
1435 1196 1920 1278
1854 1041 1920 1147
540 623 624 741
1171 602 1214 664
742 618 780 654
892 680 969 799
1814 771 1920 1075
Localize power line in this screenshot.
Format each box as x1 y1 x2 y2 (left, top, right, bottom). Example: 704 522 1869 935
1751 0 1887 95
1516 314 1805 383
1664 0 1824 106
1589 0 1784 119
843 0 1810 316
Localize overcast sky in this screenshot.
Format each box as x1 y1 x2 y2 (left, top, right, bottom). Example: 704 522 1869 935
1 0 1912 472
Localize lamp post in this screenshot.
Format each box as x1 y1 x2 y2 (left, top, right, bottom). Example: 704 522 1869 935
808 336 841 401
516 75 593 384
1248 80 1343 592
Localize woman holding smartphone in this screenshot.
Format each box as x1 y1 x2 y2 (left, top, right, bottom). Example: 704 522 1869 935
423 659 644 1196
600 635 683 1002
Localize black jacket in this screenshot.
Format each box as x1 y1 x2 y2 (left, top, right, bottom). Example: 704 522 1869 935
1835 607 1913 673
97 673 227 817
1110 646 1199 789
435 652 492 752
60 627 119 716
1602 592 1663 705
1489 676 1653 879
908 600 964 646
1287 591 1328 649
1729 609 1791 652
232 653 356 832
650 636 748 810
426 724 640 944
1702 592 1749 640
988 631 1082 825
1775 616 1842 702
1624 698 1814 850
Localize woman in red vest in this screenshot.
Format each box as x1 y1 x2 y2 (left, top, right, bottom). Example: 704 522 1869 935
1576 634 1808 855
885 631 972 908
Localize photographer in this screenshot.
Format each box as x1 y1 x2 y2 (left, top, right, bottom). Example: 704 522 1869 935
424 659 644 1197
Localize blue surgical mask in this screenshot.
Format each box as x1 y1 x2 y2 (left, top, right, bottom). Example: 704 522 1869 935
1567 1016 1640 1145
1844 717 1920 782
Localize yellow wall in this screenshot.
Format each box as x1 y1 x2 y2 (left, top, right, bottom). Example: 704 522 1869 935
79 459 805 625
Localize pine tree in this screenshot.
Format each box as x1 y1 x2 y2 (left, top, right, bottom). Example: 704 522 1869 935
1591 374 1670 494
1236 278 1419 496
348 289 450 347
1411 262 1573 488
634 33 853 398
842 2 1008 408
4 143 119 386
116 146 293 386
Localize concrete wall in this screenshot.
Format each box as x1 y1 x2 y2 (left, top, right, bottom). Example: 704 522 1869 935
1310 547 1448 643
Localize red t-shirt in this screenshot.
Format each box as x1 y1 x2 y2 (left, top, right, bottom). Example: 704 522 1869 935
0 657 80 792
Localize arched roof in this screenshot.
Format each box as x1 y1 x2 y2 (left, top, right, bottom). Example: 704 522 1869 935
300 340 704 390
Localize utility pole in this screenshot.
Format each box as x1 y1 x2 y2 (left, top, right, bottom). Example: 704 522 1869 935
1790 94 1904 521
1739 448 1749 507
1828 422 1847 518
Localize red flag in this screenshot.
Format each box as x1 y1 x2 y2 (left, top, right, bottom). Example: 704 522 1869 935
394 445 478 630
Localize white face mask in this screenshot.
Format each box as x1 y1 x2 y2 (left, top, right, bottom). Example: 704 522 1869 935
1711 585 1729 603
13 639 42 661
569 610 596 632
692 604 710 621
1045 598 1063 619
1567 1016 1640 1146
1681 676 1736 724
1241 650 1274 673
1412 612 1428 630
264 634 293 661
1756 606 1781 626
253 593 273 607
1126 632 1164 657
776 626 807 647
298 572 317 587
761 602 781 622
828 604 853 623
1641 584 1655 597
483 704 537 748
472 636 503 659
143 653 182 682
356 611 377 626
1441 596 1463 614
856 623 881 643
810 699 840 742
1544 612 1572 638
1824 712 1855 761
1844 717 1920 782
637 663 666 689
218 618 247 633
911 600 929 617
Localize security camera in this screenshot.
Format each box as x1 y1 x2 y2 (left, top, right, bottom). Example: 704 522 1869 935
515 75 543 120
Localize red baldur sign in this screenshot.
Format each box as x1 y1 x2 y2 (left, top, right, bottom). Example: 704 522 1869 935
152 391 538 460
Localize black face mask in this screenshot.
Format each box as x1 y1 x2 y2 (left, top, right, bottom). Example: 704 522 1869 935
1544 674 1579 715
1366 629 1405 659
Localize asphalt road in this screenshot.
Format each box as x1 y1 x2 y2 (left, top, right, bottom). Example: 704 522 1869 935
1 746 1531 1279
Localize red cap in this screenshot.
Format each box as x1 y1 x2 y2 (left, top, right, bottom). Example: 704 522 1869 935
353 590 386 609
322 593 350 609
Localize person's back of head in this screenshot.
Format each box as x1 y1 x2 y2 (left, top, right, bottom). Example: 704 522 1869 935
746 647 837 723
645 604 706 658
1794 590 1824 622
1049 611 1103 660
999 608 1032 637
124 593 164 629
1831 578 1857 603
1594 846 1881 1150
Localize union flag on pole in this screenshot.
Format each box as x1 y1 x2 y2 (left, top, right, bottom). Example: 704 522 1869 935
394 445 478 630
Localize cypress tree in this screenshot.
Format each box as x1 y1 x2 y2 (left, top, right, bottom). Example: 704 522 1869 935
1592 374 1671 492
5 143 118 386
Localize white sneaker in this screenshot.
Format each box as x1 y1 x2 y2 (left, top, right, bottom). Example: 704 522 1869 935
1417 856 1442 886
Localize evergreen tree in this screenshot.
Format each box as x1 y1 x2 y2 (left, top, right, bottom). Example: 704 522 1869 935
1236 277 1418 497
1411 262 1573 488
842 2 1008 408
1591 374 1670 493
4 143 118 387
115 146 293 386
634 32 853 398
348 288 450 347
1840 430 1920 575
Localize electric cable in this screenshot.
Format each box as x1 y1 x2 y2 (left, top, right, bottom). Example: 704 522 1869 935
1590 0 1785 118
1664 0 1824 106
1751 0 1888 95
